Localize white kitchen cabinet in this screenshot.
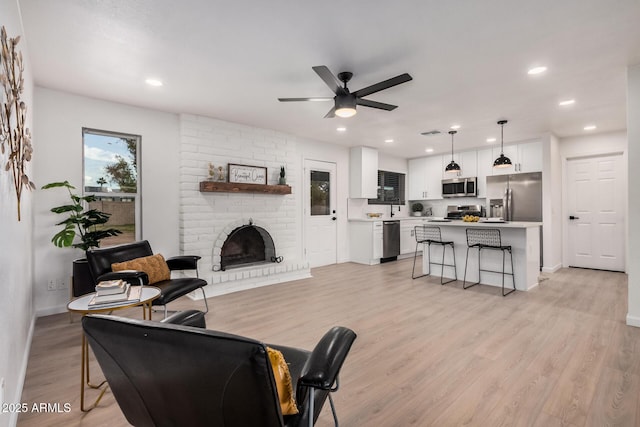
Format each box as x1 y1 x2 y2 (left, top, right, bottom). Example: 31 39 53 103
400 219 423 255
491 141 542 175
516 141 543 172
408 158 427 200
349 221 383 265
442 150 477 179
476 148 494 198
349 146 378 198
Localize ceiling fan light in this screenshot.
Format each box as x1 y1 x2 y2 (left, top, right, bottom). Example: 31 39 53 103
335 107 357 118
335 95 357 118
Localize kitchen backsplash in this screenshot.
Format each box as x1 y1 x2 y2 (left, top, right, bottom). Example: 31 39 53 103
409 197 487 217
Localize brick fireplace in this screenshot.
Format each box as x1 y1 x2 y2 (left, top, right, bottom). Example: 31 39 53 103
179 114 310 297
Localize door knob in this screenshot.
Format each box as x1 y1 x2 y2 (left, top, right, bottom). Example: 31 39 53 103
569 215 580 220
332 217 337 221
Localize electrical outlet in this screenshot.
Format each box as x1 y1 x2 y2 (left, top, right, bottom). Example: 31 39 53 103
47 279 56 291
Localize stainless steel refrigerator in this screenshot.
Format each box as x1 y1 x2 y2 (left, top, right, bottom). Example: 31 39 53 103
486 172 542 221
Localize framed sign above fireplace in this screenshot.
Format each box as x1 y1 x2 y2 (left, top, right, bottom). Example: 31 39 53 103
228 163 267 185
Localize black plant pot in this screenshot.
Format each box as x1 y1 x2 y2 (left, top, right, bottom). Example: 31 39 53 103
72 258 94 298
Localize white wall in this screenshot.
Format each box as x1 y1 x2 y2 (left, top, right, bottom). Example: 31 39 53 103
0 1 35 425
32 88 180 315
627 64 640 327
542 133 563 272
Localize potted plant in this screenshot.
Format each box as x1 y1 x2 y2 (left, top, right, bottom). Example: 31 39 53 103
42 180 122 296
412 202 424 217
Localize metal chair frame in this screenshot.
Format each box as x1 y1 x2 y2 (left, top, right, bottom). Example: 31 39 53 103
412 226 457 285
463 228 515 296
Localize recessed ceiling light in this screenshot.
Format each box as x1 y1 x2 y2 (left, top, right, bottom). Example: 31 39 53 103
527 66 547 75
336 127 347 132
450 124 461 130
584 125 597 131
425 148 434 153
145 78 163 87
486 137 497 143
558 99 575 106
384 139 394 143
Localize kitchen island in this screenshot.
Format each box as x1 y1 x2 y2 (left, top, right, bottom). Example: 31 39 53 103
418 221 542 291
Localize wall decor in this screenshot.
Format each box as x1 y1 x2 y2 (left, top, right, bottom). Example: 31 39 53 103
228 163 267 185
0 26 34 221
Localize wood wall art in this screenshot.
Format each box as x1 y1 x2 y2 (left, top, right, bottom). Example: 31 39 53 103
0 26 34 221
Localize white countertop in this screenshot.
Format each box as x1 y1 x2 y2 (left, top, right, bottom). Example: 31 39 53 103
348 217 542 228
348 216 429 222
425 220 542 228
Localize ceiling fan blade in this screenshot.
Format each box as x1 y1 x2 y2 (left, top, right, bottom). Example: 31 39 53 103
312 66 347 96
324 106 336 118
278 97 333 102
356 98 397 111
352 73 413 98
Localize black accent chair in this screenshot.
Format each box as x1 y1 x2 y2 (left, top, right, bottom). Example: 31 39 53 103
82 314 356 427
86 240 208 318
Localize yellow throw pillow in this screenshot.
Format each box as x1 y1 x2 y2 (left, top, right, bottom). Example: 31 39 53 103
266 347 298 415
111 254 170 285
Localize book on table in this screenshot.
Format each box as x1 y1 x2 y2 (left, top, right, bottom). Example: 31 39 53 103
88 285 142 309
92 283 131 304
95 279 128 296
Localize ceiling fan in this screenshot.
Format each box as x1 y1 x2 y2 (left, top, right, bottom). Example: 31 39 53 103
278 66 412 118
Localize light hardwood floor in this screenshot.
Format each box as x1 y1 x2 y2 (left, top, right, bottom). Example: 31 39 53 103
18 259 638 426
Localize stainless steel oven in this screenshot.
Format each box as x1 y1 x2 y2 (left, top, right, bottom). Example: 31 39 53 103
442 177 477 198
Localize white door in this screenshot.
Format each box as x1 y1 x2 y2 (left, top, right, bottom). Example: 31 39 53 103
567 154 625 271
304 160 337 267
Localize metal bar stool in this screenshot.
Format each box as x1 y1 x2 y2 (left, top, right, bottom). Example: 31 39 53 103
412 225 457 285
463 228 515 296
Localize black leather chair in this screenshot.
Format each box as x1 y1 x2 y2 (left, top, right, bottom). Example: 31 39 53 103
86 240 208 318
82 314 356 427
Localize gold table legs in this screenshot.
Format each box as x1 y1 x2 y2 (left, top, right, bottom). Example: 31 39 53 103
79 301 154 412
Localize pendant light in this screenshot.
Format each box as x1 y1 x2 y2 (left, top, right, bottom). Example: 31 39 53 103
493 119 512 168
444 130 461 174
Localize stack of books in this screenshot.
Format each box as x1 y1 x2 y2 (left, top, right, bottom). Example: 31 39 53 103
88 279 141 309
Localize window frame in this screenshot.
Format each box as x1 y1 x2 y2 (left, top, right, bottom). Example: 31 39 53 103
82 127 142 242
367 170 406 205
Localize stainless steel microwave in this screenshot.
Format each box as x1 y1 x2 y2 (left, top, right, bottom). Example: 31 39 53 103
442 177 477 198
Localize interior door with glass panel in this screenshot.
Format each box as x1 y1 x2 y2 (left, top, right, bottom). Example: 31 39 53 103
304 160 337 267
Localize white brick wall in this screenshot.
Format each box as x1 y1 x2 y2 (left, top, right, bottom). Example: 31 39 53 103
179 114 308 295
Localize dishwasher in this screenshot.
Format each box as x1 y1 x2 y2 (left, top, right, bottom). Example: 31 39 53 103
382 220 400 262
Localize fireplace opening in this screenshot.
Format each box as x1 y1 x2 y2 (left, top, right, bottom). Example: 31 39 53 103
220 224 279 270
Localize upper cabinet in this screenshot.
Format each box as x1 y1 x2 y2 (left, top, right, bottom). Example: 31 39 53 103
349 146 378 198
476 148 494 198
408 141 543 200
408 156 442 200
442 150 477 179
491 141 542 175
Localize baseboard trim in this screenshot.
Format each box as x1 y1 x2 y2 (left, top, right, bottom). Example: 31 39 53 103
626 314 640 328
542 263 562 273
36 305 68 317
10 315 36 427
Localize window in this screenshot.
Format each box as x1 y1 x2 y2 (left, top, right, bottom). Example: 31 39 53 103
310 170 331 215
83 128 141 246
368 170 406 205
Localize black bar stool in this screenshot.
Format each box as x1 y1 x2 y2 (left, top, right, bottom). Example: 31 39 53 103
412 225 457 285
463 228 515 296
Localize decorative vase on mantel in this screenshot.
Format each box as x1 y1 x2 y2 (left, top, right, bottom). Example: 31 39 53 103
278 166 286 185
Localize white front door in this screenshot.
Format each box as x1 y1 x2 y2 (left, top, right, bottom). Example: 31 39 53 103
566 154 625 271
304 160 337 267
